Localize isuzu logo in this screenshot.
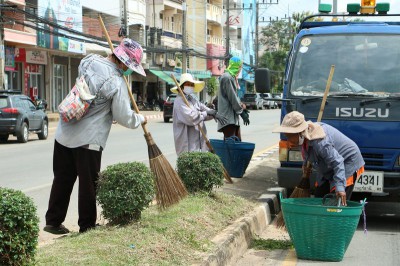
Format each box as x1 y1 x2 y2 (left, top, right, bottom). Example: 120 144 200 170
336 107 389 118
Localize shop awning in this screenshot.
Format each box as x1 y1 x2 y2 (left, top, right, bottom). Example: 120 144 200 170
188 70 212 79
163 71 181 83
85 43 111 56
149 70 175 85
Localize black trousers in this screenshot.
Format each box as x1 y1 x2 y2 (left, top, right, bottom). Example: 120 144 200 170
314 172 357 200
220 124 241 141
45 140 102 231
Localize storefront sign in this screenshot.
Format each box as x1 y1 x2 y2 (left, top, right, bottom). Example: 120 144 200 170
26 50 47 65
37 0 84 53
68 39 86 54
25 64 42 74
5 47 15 68
14 48 26 62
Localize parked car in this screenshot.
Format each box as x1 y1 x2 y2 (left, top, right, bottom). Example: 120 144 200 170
163 94 177 122
260 93 277 109
0 91 48 143
241 93 264 110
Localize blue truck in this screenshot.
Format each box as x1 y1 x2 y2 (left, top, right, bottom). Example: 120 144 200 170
274 2 400 201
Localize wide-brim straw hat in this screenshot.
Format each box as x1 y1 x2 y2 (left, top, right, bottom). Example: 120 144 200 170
272 111 309 134
170 73 205 93
273 111 326 140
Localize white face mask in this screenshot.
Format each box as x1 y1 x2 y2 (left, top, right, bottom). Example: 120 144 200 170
183 86 194 95
298 134 305 145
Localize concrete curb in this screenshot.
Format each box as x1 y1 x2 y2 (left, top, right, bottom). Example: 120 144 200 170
197 187 285 266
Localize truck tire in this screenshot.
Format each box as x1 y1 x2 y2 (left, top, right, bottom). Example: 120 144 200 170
0 134 9 142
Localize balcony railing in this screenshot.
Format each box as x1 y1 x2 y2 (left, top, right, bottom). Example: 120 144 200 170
206 3 222 25
207 35 223 46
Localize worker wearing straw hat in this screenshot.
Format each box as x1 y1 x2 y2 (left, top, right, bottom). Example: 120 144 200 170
273 111 365 206
171 73 227 155
44 38 147 235
217 56 249 140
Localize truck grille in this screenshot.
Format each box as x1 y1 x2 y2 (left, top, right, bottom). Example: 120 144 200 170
362 153 384 167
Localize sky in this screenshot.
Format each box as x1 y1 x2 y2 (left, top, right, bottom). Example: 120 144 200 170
261 0 400 22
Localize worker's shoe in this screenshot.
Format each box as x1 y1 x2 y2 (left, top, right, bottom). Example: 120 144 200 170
43 224 70 235
79 224 101 233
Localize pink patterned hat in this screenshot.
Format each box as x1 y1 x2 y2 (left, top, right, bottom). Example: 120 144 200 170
113 38 146 76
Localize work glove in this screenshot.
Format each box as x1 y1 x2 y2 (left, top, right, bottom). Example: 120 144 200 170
240 109 250 126
207 109 228 125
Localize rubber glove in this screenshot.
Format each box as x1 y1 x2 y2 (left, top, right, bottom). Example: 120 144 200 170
240 109 250 126
206 109 228 125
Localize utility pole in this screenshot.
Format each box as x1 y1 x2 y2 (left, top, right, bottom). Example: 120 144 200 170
182 0 187 73
255 2 259 67
255 0 279 67
0 0 5 90
122 0 129 37
225 0 230 66
333 0 337 13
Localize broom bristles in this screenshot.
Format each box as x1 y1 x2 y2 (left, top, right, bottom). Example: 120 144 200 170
276 177 312 231
145 133 188 209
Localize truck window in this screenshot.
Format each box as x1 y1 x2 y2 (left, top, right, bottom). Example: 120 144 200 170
290 35 400 96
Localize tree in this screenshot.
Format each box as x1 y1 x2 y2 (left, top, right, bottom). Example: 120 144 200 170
258 11 313 92
206 76 218 102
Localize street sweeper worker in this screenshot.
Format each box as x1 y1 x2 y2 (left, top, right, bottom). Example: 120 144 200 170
217 56 249 140
172 73 228 155
44 38 147 235
273 111 365 206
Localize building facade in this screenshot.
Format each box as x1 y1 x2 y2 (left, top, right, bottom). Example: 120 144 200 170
1 0 252 112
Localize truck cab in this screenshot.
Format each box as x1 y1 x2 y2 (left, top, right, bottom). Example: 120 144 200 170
277 2 400 201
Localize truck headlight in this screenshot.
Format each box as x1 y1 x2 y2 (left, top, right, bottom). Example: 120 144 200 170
288 150 303 162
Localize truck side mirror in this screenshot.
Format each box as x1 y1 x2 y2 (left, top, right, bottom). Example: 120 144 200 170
255 68 271 93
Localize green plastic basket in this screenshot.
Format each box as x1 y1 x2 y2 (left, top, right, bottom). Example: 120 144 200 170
281 197 364 262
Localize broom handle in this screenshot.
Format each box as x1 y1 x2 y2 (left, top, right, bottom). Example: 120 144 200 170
98 15 150 135
304 65 335 177
170 74 215 153
317 65 335 122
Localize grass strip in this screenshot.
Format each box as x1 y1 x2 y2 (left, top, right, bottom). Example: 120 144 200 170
252 238 293 250
36 192 257 265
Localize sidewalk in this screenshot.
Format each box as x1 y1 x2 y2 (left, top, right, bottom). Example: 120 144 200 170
197 147 289 266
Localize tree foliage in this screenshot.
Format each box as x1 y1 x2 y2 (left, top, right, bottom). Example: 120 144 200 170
258 11 313 92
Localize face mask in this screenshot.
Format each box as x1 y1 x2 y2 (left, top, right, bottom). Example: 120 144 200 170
123 68 133 76
183 86 194 95
298 134 305 145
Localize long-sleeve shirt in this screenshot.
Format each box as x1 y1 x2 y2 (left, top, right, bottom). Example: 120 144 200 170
172 94 213 155
217 72 243 131
55 54 142 150
305 123 365 192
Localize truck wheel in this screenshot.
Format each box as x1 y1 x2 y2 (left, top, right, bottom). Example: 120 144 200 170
0 134 9 142
38 120 48 140
164 117 170 122
17 122 29 143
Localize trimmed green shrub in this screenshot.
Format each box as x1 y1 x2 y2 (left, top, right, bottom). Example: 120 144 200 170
97 162 155 225
176 152 224 193
0 188 39 265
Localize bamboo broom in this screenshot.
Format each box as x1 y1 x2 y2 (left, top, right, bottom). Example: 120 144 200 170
170 74 233 183
98 15 187 209
276 65 336 229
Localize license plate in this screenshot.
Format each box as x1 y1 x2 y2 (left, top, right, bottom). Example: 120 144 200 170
354 171 384 193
